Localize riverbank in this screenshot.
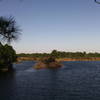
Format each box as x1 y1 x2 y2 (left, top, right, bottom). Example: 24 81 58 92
56 57 100 61
17 57 100 62
17 57 36 62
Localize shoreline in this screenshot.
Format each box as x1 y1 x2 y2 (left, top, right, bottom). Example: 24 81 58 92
56 57 100 62
17 57 100 62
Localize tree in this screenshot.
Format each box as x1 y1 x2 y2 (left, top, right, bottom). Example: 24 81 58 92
94 0 100 4
51 50 58 58
0 16 21 44
0 16 21 71
0 44 17 70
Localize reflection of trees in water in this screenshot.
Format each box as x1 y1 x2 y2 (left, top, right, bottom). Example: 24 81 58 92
0 69 15 78
0 70 17 100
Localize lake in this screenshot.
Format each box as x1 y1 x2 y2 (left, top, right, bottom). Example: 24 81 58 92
0 61 100 100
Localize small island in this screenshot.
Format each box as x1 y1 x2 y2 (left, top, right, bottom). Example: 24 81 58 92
34 57 62 69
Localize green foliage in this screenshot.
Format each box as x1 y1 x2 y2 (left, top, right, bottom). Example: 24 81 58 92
0 43 17 69
41 57 56 64
0 16 20 71
17 53 50 58
0 16 21 43
17 50 100 59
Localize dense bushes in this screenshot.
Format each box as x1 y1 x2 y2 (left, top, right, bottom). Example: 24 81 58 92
0 43 17 70
41 57 56 64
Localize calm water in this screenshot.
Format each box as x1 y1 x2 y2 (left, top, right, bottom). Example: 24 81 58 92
0 61 100 100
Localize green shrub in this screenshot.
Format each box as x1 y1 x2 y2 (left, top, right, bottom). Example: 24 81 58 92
41 57 56 64
0 43 17 70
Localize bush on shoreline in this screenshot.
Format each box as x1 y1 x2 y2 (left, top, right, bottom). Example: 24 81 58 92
0 16 21 72
0 43 17 71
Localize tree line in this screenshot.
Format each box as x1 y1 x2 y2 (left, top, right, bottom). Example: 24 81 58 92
17 50 100 59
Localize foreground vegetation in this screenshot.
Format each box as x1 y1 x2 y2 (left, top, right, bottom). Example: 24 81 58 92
0 43 17 71
0 16 20 72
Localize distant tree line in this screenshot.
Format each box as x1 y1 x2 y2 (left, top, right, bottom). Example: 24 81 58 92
17 50 100 59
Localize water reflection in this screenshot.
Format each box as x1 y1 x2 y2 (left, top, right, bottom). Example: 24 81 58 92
0 61 100 100
47 69 60 100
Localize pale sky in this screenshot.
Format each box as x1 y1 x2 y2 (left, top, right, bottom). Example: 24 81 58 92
0 0 100 53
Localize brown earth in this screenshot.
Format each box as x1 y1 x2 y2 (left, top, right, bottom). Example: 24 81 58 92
17 57 100 62
56 57 100 61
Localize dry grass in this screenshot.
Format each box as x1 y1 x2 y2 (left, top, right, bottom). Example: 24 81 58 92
56 57 100 61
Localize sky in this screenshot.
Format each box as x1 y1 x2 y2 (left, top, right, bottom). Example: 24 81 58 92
0 0 100 53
